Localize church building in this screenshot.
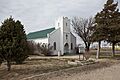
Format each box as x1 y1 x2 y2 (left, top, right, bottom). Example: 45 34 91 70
27 17 76 55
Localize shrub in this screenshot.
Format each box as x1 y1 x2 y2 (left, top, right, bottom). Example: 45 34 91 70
37 43 53 56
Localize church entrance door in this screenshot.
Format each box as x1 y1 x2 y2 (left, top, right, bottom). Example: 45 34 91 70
64 43 69 54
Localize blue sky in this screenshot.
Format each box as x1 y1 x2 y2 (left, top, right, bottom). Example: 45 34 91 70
0 0 120 34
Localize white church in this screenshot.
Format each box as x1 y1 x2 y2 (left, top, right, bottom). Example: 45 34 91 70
27 17 76 55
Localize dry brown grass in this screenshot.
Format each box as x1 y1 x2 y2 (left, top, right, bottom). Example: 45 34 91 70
0 56 119 80
0 58 77 80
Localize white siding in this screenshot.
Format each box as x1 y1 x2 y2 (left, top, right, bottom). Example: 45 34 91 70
48 28 61 55
70 33 76 53
30 38 48 43
63 17 70 33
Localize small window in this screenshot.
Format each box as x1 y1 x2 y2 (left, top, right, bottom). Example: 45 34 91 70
71 43 73 50
66 23 67 26
54 42 56 50
66 34 68 39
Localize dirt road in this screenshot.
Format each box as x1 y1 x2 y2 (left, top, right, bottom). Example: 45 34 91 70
49 63 120 80
24 60 120 80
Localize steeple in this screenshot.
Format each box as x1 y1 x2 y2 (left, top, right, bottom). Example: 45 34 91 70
55 16 70 33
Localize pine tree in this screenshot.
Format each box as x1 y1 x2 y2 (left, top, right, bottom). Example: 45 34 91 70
13 20 29 64
0 17 16 71
94 0 120 57
0 17 29 71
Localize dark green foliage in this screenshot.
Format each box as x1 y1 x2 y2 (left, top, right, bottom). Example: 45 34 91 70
0 16 29 71
0 17 16 71
13 20 29 64
93 0 120 56
0 60 2 66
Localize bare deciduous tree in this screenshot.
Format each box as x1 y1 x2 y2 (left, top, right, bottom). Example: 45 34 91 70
72 17 94 52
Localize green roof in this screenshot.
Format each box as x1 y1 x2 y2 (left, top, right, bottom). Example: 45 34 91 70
27 27 55 39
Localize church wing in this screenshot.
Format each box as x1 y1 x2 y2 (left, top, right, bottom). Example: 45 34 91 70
27 27 55 39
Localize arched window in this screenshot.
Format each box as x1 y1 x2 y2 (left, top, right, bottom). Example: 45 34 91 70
64 43 69 53
71 43 73 50
54 42 56 50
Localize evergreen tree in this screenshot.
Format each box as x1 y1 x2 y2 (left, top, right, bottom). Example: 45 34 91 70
13 20 29 64
94 0 120 56
0 17 16 71
0 17 29 71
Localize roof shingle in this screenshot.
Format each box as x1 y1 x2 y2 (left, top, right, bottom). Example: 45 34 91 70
27 27 55 39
